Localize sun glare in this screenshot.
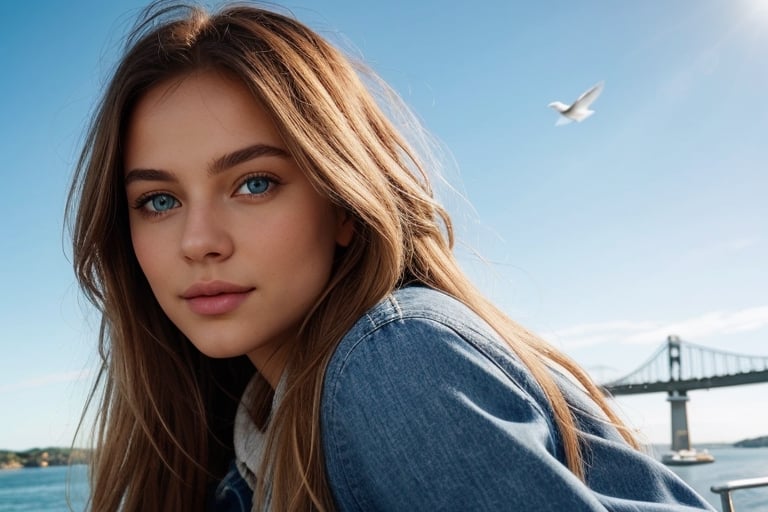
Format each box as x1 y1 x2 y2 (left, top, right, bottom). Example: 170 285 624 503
734 0 768 41
747 0 768 18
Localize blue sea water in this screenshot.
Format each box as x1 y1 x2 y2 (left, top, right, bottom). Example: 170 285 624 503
0 465 88 512
661 446 768 511
0 448 766 510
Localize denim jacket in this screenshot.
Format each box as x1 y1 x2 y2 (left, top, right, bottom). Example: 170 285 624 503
320 286 713 511
211 286 714 511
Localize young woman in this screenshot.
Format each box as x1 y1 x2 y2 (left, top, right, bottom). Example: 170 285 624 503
68 2 714 511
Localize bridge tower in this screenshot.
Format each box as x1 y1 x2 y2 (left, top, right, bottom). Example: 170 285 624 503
666 335 690 451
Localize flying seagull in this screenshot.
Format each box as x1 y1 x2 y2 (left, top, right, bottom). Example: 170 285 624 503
548 81 604 126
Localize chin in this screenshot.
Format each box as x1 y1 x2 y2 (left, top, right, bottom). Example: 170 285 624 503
187 340 249 360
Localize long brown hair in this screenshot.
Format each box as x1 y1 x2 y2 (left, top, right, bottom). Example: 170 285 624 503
67 2 637 510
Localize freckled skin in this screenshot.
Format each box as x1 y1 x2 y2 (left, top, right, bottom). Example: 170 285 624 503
124 71 353 385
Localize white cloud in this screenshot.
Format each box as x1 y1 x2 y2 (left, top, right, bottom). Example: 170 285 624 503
548 305 768 349
725 236 760 252
683 235 762 261
543 321 661 349
624 306 768 345
549 320 660 338
0 368 95 394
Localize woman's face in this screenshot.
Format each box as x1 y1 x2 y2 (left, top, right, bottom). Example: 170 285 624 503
124 70 353 385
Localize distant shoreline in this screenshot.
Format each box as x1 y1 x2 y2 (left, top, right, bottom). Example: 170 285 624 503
733 436 768 448
3 437 765 471
0 447 90 470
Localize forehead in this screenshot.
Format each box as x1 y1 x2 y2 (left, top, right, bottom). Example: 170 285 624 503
123 70 286 170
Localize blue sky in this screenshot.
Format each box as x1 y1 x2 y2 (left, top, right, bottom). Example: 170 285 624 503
1 0 766 451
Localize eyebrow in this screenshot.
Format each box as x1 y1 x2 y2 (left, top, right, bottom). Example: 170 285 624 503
124 168 175 186
208 143 290 176
124 143 291 186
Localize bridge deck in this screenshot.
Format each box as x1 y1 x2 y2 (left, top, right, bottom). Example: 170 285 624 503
603 369 768 396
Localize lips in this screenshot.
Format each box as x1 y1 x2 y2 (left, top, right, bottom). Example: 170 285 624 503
181 281 255 316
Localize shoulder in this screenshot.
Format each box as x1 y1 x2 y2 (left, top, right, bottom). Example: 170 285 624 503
323 286 552 421
319 286 566 509
337 285 491 337
326 285 534 379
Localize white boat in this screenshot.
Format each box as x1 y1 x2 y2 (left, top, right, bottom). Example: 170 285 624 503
661 448 715 466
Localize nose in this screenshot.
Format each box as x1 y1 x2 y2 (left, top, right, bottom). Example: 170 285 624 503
180 202 234 263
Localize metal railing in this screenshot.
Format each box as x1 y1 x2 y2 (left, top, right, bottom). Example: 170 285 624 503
710 476 768 512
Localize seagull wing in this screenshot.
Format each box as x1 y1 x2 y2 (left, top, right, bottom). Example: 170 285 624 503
573 81 604 109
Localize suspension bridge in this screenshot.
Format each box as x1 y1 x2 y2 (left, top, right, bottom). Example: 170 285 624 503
600 336 768 453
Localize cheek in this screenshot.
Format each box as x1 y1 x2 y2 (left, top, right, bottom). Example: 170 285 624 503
130 225 150 273
263 205 339 274
303 206 343 257
130 224 169 291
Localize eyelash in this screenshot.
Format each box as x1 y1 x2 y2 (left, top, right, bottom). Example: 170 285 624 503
131 192 179 218
234 173 280 197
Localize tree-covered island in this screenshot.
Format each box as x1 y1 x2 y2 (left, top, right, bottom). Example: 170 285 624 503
0 447 90 469
734 435 768 448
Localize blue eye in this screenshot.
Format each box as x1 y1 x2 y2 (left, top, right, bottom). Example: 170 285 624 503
237 175 274 196
146 194 178 212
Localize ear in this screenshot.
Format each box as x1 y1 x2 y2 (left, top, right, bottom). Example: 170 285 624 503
334 209 355 247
